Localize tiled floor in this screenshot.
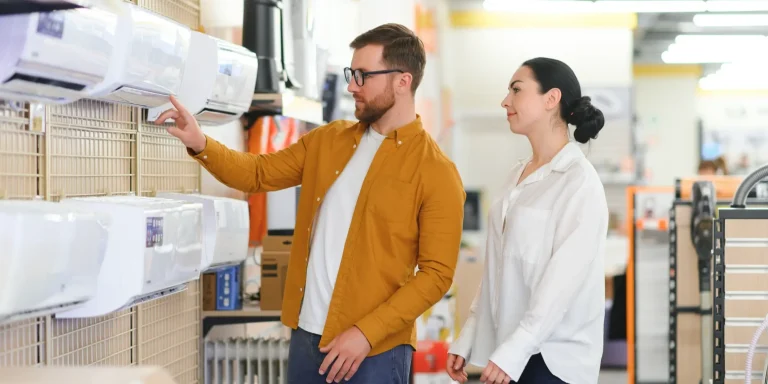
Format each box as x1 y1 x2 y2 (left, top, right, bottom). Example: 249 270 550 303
462 370 627 383
597 370 628 384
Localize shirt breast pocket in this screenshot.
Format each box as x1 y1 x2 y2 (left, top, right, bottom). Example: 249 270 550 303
508 206 551 263
367 177 417 224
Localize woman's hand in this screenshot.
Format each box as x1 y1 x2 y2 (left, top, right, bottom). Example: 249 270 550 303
479 361 511 384
446 353 468 383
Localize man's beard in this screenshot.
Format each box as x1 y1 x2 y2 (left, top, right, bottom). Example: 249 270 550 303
354 84 395 124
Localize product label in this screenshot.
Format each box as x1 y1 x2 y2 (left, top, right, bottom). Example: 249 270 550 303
146 217 164 248
37 12 65 39
218 63 232 76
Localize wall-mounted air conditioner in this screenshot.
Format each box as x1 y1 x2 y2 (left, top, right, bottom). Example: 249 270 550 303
147 32 258 125
55 196 203 318
158 193 250 270
89 2 191 109
0 200 110 324
0 6 121 104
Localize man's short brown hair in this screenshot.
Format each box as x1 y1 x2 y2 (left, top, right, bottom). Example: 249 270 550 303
349 23 426 94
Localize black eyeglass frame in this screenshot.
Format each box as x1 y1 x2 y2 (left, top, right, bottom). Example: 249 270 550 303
343 67 405 87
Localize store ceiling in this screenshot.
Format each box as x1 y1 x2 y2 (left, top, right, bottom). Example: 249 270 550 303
449 0 768 74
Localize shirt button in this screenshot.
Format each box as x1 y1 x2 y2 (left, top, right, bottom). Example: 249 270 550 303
202 155 208 159
398 141 402 145
353 144 357 149
299 287 303 292
316 197 321 201
335 170 339 175
307 227 310 231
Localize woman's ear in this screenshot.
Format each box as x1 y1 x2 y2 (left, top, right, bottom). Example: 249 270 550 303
545 88 562 111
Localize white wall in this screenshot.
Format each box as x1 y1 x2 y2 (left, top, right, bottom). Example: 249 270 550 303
200 123 248 199
634 76 699 185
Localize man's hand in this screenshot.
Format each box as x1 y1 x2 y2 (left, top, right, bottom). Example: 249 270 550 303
446 353 468 383
154 95 207 153
318 326 371 383
480 361 511 384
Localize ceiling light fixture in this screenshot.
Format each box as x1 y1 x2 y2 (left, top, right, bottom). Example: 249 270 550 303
483 0 768 14
693 13 768 27
661 34 768 63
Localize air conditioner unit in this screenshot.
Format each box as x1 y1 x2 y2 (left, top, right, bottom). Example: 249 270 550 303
158 193 250 271
89 2 191 109
147 31 258 125
55 195 204 318
0 200 110 324
0 6 121 104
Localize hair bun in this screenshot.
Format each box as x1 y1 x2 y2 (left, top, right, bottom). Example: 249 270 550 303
567 96 605 144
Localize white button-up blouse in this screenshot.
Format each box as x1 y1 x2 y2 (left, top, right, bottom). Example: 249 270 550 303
448 142 609 384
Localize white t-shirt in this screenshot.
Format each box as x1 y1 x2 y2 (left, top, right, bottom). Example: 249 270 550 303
448 142 609 384
298 127 386 335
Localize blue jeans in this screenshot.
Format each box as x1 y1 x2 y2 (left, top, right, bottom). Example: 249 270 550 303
287 327 412 384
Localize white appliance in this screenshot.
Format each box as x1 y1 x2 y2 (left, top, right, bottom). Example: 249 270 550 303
0 5 121 104
89 2 191 109
55 195 204 318
290 0 320 100
147 31 258 125
0 200 110 324
158 193 250 271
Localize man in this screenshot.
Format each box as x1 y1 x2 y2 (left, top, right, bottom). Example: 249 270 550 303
156 23 465 384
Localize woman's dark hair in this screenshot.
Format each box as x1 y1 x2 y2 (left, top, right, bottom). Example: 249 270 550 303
522 57 605 144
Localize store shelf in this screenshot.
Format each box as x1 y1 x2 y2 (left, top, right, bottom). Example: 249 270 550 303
202 306 281 337
250 91 325 126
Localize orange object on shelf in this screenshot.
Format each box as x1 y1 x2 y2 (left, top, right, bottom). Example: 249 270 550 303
676 175 744 199
413 340 449 373
245 116 303 245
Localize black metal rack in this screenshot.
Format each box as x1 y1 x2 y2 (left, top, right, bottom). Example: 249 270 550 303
712 212 726 384
668 203 678 383
711 208 768 384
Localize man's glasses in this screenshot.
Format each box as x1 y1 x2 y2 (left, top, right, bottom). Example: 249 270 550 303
344 67 404 87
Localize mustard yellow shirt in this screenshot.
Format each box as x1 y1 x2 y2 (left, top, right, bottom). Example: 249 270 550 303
190 116 465 355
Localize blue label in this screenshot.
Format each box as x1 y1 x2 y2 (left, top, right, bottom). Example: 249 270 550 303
37 12 65 39
218 63 232 76
146 217 164 248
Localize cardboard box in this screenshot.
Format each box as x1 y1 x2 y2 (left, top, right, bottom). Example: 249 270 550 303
260 235 293 310
201 272 217 311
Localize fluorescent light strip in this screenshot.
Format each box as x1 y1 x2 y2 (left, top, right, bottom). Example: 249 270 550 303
483 0 768 14
693 13 768 27
661 34 768 63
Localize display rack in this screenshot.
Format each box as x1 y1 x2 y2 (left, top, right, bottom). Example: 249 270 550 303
626 186 673 384
670 176 768 384
667 177 737 384
0 0 205 382
713 208 768 384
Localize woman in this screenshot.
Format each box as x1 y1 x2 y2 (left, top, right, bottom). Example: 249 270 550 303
446 58 609 384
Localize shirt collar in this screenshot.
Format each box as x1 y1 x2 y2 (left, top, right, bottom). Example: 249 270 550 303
550 142 584 172
353 115 424 145
515 142 584 186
